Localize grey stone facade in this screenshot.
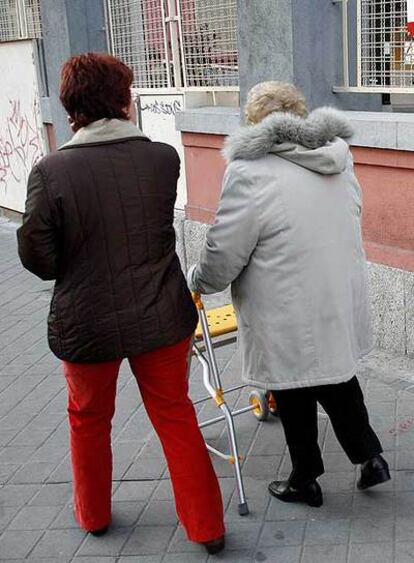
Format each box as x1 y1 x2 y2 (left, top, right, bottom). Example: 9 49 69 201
179 217 414 358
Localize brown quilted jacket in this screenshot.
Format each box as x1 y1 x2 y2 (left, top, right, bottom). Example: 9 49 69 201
17 120 197 363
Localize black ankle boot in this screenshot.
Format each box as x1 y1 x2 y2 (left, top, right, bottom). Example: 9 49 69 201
357 454 391 490
268 480 323 507
89 526 109 537
202 535 225 555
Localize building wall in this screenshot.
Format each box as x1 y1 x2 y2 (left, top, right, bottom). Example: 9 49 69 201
0 40 46 213
39 0 107 148
182 131 414 274
354 147 414 272
182 132 226 222
236 0 294 110
236 0 383 112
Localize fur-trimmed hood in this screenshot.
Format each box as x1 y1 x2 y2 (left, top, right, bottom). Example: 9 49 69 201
223 107 353 175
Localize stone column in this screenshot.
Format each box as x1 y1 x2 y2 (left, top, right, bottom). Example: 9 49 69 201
237 0 294 113
39 0 108 147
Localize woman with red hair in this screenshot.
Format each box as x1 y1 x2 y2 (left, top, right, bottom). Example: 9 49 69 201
17 52 225 554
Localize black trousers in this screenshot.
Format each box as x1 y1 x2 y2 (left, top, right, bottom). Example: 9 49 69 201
273 376 383 487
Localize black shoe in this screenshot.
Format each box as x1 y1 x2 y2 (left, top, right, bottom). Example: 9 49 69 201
357 455 391 490
268 480 323 507
89 526 109 537
202 535 225 555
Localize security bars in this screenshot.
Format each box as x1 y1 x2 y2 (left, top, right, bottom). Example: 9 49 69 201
0 0 41 42
106 0 239 91
360 0 414 89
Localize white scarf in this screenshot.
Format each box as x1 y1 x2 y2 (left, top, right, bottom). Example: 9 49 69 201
59 118 148 150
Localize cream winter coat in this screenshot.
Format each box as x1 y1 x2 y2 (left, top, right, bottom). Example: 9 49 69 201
188 108 373 390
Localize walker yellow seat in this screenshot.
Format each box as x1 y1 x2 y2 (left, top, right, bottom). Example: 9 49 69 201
195 304 237 340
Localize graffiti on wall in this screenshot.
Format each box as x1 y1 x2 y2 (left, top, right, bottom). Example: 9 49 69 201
140 98 182 116
0 98 43 193
0 40 46 212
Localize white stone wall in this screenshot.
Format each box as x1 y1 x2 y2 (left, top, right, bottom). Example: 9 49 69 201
0 40 46 213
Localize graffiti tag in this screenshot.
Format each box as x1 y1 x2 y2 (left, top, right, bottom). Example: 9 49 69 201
140 99 182 116
0 98 43 192
388 418 414 435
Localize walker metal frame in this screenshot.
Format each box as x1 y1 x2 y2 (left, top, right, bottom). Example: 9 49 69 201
191 293 269 516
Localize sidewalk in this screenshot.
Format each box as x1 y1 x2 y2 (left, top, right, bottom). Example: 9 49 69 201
1 216 414 563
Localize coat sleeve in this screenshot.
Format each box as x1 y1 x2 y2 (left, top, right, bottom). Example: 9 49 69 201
188 161 260 294
17 165 60 281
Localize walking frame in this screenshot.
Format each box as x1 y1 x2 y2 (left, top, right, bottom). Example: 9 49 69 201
191 293 278 516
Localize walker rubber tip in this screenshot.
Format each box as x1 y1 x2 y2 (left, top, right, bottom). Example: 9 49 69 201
238 502 249 516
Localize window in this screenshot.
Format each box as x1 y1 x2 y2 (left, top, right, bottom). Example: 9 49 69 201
360 0 414 89
0 0 41 42
106 0 239 90
179 0 238 87
106 0 170 89
334 0 414 93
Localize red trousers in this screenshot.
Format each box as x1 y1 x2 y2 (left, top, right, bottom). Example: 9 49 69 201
62 337 224 542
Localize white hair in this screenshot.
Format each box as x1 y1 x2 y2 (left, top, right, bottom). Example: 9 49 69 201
245 81 308 124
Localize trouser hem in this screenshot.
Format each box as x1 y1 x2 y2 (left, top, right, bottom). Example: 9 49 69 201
187 525 226 543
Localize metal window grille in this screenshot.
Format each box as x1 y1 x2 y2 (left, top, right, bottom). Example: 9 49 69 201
24 0 41 38
360 0 414 88
106 0 170 89
0 0 19 40
178 0 238 87
106 0 239 90
0 0 41 42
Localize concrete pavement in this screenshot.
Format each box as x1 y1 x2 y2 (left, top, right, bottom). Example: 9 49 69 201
1 217 414 562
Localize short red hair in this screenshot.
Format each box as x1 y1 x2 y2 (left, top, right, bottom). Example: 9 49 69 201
60 52 134 131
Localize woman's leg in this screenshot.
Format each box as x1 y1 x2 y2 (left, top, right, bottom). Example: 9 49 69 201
316 376 383 464
129 337 224 543
63 359 121 532
275 387 324 486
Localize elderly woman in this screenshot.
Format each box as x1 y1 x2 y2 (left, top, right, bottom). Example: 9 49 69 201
188 81 390 507
17 53 225 553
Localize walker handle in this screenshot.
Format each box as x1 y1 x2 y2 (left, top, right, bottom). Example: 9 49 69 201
192 292 204 310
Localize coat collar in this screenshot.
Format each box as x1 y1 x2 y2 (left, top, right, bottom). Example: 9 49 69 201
59 118 148 150
223 107 353 163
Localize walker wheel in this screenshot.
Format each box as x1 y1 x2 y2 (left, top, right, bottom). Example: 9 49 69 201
249 390 269 421
266 391 279 417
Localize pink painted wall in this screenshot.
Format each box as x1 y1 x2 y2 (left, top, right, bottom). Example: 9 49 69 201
353 147 414 272
182 132 226 224
182 132 414 272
